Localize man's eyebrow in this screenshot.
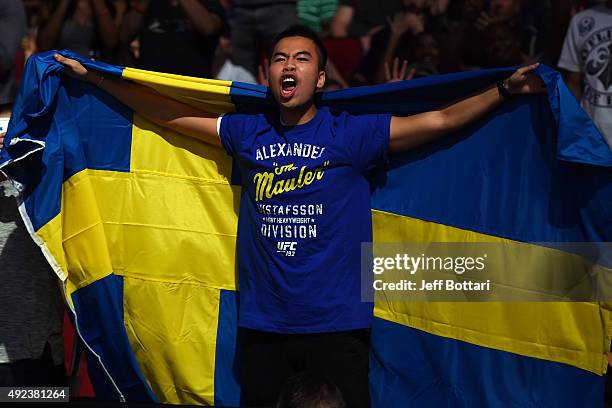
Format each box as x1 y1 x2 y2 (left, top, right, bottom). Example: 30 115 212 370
272 51 313 58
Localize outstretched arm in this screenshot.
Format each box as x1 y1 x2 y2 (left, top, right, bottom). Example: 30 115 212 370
54 54 220 147
389 63 546 153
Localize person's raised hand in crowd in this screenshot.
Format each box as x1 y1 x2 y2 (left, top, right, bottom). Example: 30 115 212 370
377 14 421 85
360 24 384 55
54 54 94 82
385 58 415 83
257 57 269 86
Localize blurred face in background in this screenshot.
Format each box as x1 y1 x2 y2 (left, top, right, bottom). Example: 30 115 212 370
74 0 92 17
489 0 520 20
464 0 486 20
414 33 440 67
484 23 523 67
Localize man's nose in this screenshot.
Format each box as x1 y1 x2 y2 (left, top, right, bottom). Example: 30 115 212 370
283 60 296 71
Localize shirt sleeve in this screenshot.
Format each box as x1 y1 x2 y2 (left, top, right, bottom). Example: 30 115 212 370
344 113 391 173
217 113 244 158
321 0 339 22
558 14 581 73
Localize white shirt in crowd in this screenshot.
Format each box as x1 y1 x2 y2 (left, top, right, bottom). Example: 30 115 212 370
559 5 612 148
215 60 257 85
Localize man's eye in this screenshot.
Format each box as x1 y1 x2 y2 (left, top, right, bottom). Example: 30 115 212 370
298 58 309 62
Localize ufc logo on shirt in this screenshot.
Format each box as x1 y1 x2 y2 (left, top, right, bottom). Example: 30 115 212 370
277 241 297 256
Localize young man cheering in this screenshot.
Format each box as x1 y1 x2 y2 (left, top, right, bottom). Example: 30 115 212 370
54 25 544 407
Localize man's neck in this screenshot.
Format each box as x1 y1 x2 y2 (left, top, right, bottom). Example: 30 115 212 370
280 102 318 126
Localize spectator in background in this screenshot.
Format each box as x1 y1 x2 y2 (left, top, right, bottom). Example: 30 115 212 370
120 0 225 77
546 0 602 66
298 0 338 35
459 0 541 69
374 10 436 83
352 0 442 84
0 1 65 388
0 0 27 107
37 0 123 60
276 371 346 408
113 0 128 27
0 156 66 388
229 0 298 76
482 22 524 68
330 0 402 38
558 0 612 147
337 2 397 85
214 31 258 84
330 0 401 54
546 0 578 66
405 32 440 75
487 0 545 61
21 2 45 63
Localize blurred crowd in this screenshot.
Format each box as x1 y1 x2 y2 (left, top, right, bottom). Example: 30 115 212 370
0 0 605 84
2 0 611 144
3 0 610 143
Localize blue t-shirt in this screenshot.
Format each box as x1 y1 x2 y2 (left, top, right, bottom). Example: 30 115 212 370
219 106 391 333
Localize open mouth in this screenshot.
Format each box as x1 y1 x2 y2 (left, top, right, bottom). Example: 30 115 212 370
280 75 297 99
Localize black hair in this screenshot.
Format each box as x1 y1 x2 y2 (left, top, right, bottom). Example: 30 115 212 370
276 372 345 408
271 25 328 71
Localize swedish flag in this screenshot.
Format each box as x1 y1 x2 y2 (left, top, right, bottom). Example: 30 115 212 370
1 50 611 407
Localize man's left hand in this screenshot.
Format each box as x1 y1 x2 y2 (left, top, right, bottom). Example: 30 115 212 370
506 63 547 95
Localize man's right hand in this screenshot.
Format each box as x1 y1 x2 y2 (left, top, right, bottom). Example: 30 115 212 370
54 54 99 84
53 54 221 147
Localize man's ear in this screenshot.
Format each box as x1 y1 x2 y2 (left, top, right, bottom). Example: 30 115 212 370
316 70 326 90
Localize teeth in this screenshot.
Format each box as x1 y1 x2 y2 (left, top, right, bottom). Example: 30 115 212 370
283 78 296 85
